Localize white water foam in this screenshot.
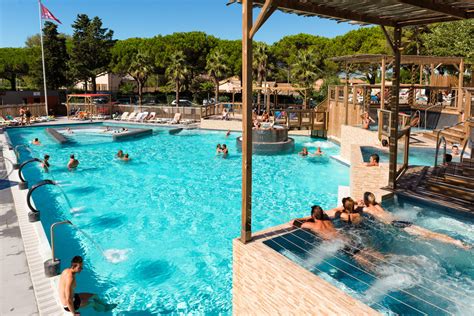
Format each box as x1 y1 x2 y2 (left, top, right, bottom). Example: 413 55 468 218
104 249 131 263
70 206 86 214
303 141 336 149
300 239 345 269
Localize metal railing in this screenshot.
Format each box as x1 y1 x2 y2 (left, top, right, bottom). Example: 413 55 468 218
434 119 473 166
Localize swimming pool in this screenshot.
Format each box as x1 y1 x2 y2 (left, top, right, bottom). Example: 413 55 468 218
265 195 474 315
8 123 348 315
361 146 439 166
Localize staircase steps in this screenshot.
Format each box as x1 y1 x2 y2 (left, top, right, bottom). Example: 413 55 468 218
432 174 474 190
422 130 465 144
425 179 474 202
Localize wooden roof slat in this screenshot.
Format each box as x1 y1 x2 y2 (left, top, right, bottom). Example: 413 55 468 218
235 0 473 26
331 54 466 65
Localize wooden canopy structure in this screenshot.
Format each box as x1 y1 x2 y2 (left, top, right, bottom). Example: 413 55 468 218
232 0 474 243
66 94 111 117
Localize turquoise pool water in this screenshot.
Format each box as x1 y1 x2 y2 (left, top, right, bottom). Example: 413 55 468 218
361 146 439 166
266 195 474 315
8 124 348 315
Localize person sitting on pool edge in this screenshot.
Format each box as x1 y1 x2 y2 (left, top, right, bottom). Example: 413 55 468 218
365 153 380 167
68 155 79 170
116 150 124 159
42 154 50 172
221 144 228 158
359 192 470 249
59 256 116 315
32 138 41 145
298 147 309 157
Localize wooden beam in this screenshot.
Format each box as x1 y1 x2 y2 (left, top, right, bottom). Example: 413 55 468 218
397 15 460 26
380 26 396 54
241 0 253 244
250 0 276 39
255 0 397 26
457 58 464 116
387 26 402 190
397 0 470 19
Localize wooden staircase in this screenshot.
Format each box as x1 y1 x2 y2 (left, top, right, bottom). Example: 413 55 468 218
418 158 474 209
422 124 469 145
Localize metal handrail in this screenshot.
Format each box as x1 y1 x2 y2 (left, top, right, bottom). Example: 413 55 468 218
459 137 470 162
433 119 473 166
434 136 447 167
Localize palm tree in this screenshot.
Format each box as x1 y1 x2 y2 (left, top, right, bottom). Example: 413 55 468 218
292 49 320 108
129 49 153 106
166 51 188 106
253 42 268 113
206 49 228 105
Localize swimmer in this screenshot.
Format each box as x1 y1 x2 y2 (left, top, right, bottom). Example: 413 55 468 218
59 256 116 315
299 147 309 157
290 205 338 240
311 147 323 156
365 153 379 167
216 144 223 154
226 130 231 137
116 150 124 159
42 154 50 172
122 153 130 161
326 197 363 225
32 138 41 145
452 145 460 156
360 192 470 249
222 144 228 158
67 154 79 170
66 128 74 134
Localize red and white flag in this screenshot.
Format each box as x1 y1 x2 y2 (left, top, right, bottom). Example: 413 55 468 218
40 1 61 24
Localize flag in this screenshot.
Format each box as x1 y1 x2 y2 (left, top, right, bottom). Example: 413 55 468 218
40 2 61 24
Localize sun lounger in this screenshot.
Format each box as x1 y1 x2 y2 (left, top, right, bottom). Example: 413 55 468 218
114 112 129 120
0 116 12 126
126 112 138 121
145 112 156 122
171 113 182 124
135 112 148 122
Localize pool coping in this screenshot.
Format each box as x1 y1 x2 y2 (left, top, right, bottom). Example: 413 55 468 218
1 132 65 315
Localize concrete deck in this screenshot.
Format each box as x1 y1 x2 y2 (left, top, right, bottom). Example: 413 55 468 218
0 145 38 316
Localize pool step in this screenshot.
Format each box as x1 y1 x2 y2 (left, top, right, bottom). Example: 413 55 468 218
425 179 474 203
431 174 474 190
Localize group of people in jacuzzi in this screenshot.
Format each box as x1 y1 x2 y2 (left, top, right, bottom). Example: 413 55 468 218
289 192 470 267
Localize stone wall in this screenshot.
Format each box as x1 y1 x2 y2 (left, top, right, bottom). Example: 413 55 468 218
340 125 381 161
350 143 391 202
233 226 380 315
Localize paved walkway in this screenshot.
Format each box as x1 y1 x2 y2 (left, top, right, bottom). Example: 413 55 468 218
0 144 38 315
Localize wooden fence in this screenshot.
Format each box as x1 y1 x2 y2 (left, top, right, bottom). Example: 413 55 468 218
0 103 47 118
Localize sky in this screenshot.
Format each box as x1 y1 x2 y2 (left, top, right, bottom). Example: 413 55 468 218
0 0 361 48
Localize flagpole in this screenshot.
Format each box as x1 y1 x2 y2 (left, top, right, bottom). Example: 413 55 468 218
38 0 49 116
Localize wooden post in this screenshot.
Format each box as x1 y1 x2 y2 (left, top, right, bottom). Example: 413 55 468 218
241 0 253 243
380 57 386 110
457 58 464 119
388 26 402 189
419 64 423 85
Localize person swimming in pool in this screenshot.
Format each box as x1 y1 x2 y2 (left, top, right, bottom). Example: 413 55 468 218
289 205 385 270
66 128 74 134
122 153 130 161
216 144 223 155
226 130 231 137
32 138 41 145
311 147 323 156
299 147 309 157
59 256 116 315
222 144 228 158
42 154 50 172
365 153 379 167
67 155 79 170
116 150 124 159
359 192 470 249
326 197 363 225
290 205 338 240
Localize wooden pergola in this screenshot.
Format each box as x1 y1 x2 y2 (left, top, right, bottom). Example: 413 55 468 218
66 94 111 118
331 54 466 111
232 0 474 243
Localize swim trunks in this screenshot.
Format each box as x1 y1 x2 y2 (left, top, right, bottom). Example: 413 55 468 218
64 293 81 312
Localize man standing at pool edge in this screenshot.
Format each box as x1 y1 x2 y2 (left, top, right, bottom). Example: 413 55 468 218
59 256 116 314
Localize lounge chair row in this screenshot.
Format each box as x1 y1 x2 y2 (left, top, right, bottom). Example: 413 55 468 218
0 115 56 126
112 111 194 125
